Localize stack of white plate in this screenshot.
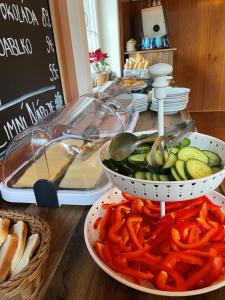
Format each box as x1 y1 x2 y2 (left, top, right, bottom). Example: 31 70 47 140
132 93 148 112
150 87 190 114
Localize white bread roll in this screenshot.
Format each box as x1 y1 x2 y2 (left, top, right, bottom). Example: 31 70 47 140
11 234 40 277
0 218 10 247
9 221 28 275
0 234 18 283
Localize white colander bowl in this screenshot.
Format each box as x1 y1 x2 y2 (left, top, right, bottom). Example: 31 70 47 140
98 132 225 202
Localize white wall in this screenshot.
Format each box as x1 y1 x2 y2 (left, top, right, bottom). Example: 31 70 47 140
97 0 121 76
66 0 92 95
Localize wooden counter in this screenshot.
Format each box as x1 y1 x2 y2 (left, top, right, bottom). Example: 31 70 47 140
0 110 224 300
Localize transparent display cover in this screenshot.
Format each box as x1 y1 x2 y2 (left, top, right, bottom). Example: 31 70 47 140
3 97 125 191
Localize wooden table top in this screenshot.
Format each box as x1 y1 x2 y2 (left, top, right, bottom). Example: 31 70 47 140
0 110 225 300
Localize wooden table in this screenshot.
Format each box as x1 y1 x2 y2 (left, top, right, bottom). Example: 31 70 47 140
0 110 225 300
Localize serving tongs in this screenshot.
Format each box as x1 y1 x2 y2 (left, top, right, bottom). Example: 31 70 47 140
150 120 195 173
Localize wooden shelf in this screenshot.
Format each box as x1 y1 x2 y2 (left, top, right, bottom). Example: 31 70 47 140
124 48 177 55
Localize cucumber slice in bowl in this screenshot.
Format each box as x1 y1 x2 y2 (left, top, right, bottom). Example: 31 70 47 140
162 152 177 169
203 150 222 167
175 160 189 180
171 167 182 181
135 171 146 180
128 154 146 165
146 171 152 180
178 146 209 164
186 159 213 179
211 166 223 174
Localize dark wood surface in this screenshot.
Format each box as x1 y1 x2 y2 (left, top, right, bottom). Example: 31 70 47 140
0 110 225 300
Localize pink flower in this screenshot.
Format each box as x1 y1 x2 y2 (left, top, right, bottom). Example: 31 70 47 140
89 49 109 63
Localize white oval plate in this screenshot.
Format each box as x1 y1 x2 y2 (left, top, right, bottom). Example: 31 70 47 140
84 188 225 297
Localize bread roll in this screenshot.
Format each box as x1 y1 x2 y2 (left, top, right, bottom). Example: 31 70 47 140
11 234 40 277
0 218 10 247
0 234 18 283
9 221 28 275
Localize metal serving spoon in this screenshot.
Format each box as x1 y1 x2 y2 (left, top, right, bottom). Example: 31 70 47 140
109 120 195 161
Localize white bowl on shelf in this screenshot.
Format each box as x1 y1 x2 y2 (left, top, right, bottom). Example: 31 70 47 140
98 132 225 202
84 187 225 297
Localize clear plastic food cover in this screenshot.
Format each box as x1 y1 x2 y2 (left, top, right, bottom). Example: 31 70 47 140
3 97 124 191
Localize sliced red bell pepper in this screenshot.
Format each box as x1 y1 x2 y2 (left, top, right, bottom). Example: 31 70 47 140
199 202 208 220
113 257 154 280
211 224 225 242
126 217 143 249
201 257 223 287
210 208 225 224
98 205 112 242
187 225 200 244
93 217 102 230
171 222 218 249
175 220 195 242
131 256 186 291
163 252 204 269
186 257 222 289
121 192 137 202
143 206 160 219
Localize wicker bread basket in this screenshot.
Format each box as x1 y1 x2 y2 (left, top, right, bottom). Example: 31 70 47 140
0 209 51 300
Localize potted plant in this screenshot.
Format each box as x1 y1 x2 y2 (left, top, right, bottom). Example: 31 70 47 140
89 49 109 86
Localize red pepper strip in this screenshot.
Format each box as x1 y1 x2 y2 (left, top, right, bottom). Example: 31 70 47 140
211 225 225 242
93 217 102 230
137 224 151 244
113 257 154 280
147 214 175 246
196 217 211 230
186 257 221 290
133 221 141 235
98 205 112 242
155 271 186 291
126 217 143 249
171 205 202 220
121 192 137 202
199 202 208 220
201 257 223 287
210 208 225 225
102 200 129 208
131 256 186 291
121 245 150 259
205 242 225 256
145 200 161 211
114 205 130 223
171 223 218 249
107 219 124 245
184 250 213 258
120 224 130 245
165 202 188 211
187 225 200 244
175 220 195 242
93 241 104 259
135 198 144 214
163 252 204 269
143 206 160 219
103 240 113 265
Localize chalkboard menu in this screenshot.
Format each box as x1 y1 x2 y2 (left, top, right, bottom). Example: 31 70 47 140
0 0 64 157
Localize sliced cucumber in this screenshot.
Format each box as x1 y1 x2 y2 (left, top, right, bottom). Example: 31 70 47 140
162 152 177 169
134 145 150 155
146 171 152 180
135 171 146 180
180 137 191 148
178 146 209 164
203 150 222 167
152 173 160 181
171 167 182 181
146 150 168 166
171 147 179 155
128 154 146 165
211 166 223 174
159 174 170 181
186 159 213 179
175 160 189 180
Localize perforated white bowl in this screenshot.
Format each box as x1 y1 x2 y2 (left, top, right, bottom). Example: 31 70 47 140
98 132 225 201
84 188 225 297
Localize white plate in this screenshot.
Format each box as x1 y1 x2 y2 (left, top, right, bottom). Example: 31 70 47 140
150 106 186 114
84 188 225 297
166 87 191 95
